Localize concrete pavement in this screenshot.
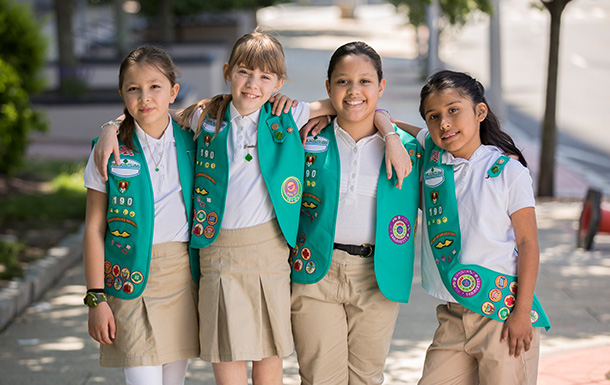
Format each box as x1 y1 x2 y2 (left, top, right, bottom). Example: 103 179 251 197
1 3 609 384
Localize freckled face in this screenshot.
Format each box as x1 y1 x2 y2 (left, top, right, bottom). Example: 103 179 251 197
422 89 487 159
225 64 284 116
119 63 178 134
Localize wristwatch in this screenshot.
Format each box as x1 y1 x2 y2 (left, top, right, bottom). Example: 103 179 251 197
83 291 107 308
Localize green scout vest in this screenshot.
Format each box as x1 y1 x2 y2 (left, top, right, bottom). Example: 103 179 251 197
190 101 305 248
99 121 198 300
422 135 550 329
291 122 422 303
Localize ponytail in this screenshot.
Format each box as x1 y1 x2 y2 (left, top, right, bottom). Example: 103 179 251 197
179 94 232 140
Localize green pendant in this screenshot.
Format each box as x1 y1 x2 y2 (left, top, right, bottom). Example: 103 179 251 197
155 167 159 172
245 153 253 162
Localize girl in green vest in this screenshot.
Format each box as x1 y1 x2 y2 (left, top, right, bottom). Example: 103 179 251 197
394 70 549 384
290 41 422 385
83 46 199 385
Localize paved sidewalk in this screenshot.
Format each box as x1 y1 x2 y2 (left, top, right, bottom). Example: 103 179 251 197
1 3 609 384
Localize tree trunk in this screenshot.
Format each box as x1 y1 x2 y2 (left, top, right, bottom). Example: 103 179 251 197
159 0 175 44
55 0 79 96
426 0 441 76
113 0 129 58
537 0 571 197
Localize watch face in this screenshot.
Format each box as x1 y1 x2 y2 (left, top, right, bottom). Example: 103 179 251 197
84 292 106 308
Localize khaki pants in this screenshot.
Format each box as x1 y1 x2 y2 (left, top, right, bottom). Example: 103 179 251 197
419 302 540 385
291 250 399 385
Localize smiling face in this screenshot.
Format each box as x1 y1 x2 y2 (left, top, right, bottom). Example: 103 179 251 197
325 54 385 137
422 88 487 159
119 63 178 135
225 63 284 116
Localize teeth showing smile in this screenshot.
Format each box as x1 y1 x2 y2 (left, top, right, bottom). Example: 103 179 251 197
442 132 458 140
243 92 258 99
345 100 364 106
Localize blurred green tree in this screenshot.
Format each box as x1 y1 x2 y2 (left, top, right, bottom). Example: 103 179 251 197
0 0 48 174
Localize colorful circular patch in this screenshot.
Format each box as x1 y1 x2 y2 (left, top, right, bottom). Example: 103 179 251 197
301 247 311 260
281 177 302 204
488 288 502 302
104 261 112 274
498 307 510 320
482 301 495 315
293 259 303 272
131 271 143 284
123 282 134 295
509 281 518 295
495 275 508 289
504 295 516 308
305 261 316 274
105 274 113 287
120 267 130 281
113 277 122 291
193 223 203 237
451 269 482 297
297 233 306 246
112 264 121 277
204 225 215 239
207 212 218 225
290 246 299 257
530 310 539 323
196 210 206 222
388 215 411 245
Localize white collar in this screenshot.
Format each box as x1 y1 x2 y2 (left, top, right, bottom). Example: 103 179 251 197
135 114 175 146
229 102 261 126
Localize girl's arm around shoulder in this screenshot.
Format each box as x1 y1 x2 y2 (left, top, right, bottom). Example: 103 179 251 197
83 189 116 345
501 206 539 358
391 118 423 138
96 115 125 180
374 110 412 189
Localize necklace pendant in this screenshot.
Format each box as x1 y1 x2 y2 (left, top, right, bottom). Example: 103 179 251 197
245 153 253 162
155 167 159 172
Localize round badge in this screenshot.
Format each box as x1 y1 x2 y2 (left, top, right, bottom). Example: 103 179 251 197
305 261 316 274
120 267 130 281
196 210 206 222
488 288 502 302
204 225 215 239
112 264 121 277
290 246 299 257
113 277 122 291
451 269 482 297
131 271 143 284
301 247 311 260
207 212 218 225
504 295 516 308
105 274 113 287
129 211 135 217
509 281 518 295
293 259 303 272
281 177 302 204
498 307 510 320
495 275 508 289
193 224 203 237
297 233 306 246
482 301 495 315
123 282 134 295
409 149 415 156
530 310 539 323
104 261 112 274
388 215 411 245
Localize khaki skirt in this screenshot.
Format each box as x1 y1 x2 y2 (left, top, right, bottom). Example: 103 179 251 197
198 219 294 362
100 242 200 368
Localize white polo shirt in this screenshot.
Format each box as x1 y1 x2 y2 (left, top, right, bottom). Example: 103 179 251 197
333 120 385 245
83 116 190 244
416 129 536 302
192 102 310 229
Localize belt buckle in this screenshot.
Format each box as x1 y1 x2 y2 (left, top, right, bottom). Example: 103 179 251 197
361 243 373 258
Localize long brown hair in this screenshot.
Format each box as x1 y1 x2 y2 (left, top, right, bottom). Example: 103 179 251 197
179 28 287 139
118 45 179 151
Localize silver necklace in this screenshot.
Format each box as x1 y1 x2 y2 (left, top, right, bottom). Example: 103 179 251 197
144 132 166 172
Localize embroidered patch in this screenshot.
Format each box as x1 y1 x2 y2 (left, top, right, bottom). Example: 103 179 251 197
305 154 317 167
105 274 113 287
495 275 508 289
482 301 495 315
194 187 209 196
424 167 444 188
204 225 215 239
110 158 141 178
281 176 302 204
530 310 539 323
509 281 518 295
489 288 502 302
118 145 134 156
202 118 226 133
305 261 316 274
304 135 329 153
112 264 121 277
104 261 112 274
120 267 130 281
498 307 510 321
504 295 516 308
388 215 411 245
297 233 306 246
301 247 311 260
452 269 482 297
123 282 134 295
131 271 143 284
110 230 131 238
118 180 129 193
293 259 303 272
113 277 122 291
193 223 203 236
431 190 439 205
207 212 218 225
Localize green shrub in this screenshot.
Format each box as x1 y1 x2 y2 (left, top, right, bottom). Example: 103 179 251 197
0 0 48 94
0 240 25 280
0 59 47 174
